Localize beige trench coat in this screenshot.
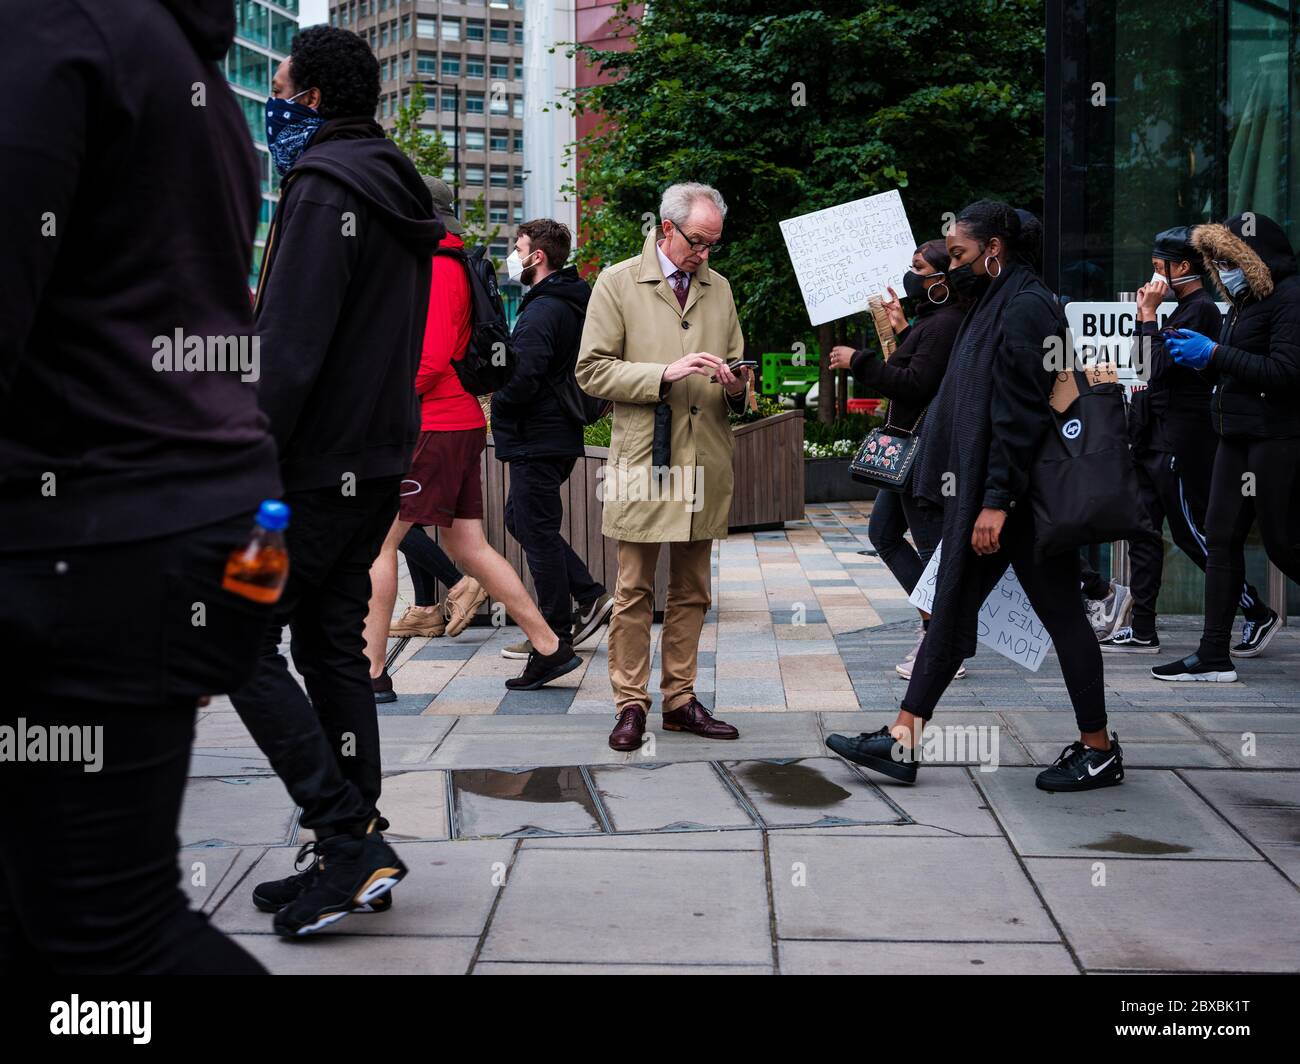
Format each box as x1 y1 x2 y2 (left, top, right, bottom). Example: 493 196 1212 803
576 231 747 542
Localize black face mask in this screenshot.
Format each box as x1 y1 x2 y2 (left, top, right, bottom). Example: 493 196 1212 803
948 259 989 299
902 269 927 301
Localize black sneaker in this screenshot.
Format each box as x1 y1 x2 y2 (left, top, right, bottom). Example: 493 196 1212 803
1151 654 1237 683
572 592 615 648
1035 733 1124 792
372 670 397 704
252 841 393 914
1232 609 1280 658
1099 626 1160 654
824 726 919 784
272 823 408 938
504 639 581 690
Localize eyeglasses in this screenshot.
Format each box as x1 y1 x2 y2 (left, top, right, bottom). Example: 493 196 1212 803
1212 258 1237 271
672 227 723 254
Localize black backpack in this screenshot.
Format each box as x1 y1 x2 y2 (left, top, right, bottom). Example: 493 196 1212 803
434 244 516 395
546 299 611 426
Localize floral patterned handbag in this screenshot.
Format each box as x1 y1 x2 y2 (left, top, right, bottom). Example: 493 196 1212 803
848 406 925 492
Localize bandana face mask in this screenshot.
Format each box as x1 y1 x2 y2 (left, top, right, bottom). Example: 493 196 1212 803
265 90 324 176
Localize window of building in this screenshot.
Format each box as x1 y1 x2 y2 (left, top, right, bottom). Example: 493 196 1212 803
466 130 486 151
515 26 523 45
402 14 411 39
442 56 461 77
513 169 523 187
442 165 456 183
515 62 523 80
512 205 523 223
440 128 457 148
466 92 485 114
466 166 485 186
441 93 457 113
513 134 523 153
417 53 436 75
490 166 508 187
490 133 508 152
417 15 435 38
489 204 508 223
402 54 411 76
466 58 485 78
380 23 389 47
490 60 509 80
512 96 524 118
466 19 485 41
490 93 508 115
442 18 461 41
490 21 508 42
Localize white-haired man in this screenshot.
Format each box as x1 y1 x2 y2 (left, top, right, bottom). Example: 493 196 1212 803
576 182 754 751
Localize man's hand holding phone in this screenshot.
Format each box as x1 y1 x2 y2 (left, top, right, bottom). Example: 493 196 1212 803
711 357 756 394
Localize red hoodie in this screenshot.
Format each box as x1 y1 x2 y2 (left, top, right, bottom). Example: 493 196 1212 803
416 232 485 431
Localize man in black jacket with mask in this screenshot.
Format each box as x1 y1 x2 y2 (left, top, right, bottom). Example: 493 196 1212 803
1102 226 1273 655
492 220 613 658
229 26 444 938
1153 212 1300 683
0 0 280 973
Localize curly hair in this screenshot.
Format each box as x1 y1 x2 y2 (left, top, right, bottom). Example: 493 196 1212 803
288 26 380 121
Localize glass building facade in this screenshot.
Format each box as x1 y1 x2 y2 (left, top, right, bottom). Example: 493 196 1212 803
224 0 301 287
1046 0 1299 615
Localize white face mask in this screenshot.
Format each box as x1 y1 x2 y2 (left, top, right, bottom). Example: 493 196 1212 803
1150 269 1198 289
506 248 539 284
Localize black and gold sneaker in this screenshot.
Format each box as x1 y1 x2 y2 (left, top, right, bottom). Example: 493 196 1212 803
272 821 407 938
252 841 392 915
1035 733 1124 792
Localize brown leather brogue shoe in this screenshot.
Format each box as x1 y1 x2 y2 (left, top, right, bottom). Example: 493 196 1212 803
608 703 647 751
662 697 739 740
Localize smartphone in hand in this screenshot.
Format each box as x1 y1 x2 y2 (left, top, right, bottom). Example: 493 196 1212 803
710 358 757 382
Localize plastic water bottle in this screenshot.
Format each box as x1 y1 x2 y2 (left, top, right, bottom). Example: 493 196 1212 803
222 500 290 604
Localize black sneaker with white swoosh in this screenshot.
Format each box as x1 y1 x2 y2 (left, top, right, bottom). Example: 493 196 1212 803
1035 732 1124 792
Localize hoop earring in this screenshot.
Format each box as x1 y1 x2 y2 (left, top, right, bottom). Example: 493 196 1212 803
927 281 950 305
985 254 1003 279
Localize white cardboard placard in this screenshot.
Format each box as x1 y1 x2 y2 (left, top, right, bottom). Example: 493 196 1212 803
908 542 1053 672
780 190 917 327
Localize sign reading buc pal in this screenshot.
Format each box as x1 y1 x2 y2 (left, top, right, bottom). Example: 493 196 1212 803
780 190 917 326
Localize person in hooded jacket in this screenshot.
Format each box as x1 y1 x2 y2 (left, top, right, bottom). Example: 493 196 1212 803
827 239 967 680
1102 226 1274 657
228 26 444 940
1152 212 1300 683
826 201 1122 793
0 0 279 974
492 219 614 659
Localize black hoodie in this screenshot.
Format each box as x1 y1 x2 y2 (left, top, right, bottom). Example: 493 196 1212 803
0 0 281 552
1192 212 1300 439
490 266 593 462
255 120 443 491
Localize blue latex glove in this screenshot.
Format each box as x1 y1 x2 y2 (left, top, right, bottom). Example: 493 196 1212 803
1165 329 1216 369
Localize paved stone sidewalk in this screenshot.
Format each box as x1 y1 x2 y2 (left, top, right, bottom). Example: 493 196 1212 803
182 503 1300 974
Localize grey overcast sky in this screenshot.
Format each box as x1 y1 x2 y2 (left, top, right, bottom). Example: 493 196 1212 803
300 0 328 27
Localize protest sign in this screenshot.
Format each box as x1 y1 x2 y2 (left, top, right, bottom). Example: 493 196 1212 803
780 190 916 326
908 542 1054 672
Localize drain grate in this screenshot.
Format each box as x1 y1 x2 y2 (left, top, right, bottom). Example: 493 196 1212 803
447 757 912 840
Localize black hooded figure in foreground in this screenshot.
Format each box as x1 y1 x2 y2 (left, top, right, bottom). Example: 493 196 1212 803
826 201 1122 793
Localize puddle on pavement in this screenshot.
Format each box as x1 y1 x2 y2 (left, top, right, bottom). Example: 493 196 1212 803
728 760 854 808
452 767 603 838
1080 832 1194 856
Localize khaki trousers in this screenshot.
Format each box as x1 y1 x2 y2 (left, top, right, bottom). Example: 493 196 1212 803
608 538 712 712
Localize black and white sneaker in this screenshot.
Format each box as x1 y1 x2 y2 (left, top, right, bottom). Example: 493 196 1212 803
824 726 920 784
272 822 407 938
1035 733 1124 792
1099 626 1160 654
1151 653 1237 683
1085 581 1133 641
504 639 581 690
572 592 615 648
1232 609 1280 658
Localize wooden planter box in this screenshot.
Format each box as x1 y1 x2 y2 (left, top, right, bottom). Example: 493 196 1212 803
417 410 806 622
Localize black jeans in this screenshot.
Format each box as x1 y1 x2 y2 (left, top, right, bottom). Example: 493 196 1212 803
902 509 1107 733
1128 447 1269 638
504 457 604 641
867 489 943 596
1197 435 1300 661
231 476 400 835
0 517 269 973
399 526 461 607
1078 556 1111 600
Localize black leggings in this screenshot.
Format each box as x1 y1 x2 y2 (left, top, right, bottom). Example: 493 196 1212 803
867 489 943 597
902 509 1107 733
1197 435 1300 661
399 526 462 607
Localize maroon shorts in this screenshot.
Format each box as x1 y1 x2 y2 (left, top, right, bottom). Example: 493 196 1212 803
399 427 486 527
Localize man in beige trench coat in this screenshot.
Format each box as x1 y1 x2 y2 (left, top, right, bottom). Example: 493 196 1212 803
576 182 754 751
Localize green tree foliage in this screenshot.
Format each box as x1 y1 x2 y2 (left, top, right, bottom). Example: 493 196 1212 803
462 194 503 262
391 82 449 178
571 0 1045 418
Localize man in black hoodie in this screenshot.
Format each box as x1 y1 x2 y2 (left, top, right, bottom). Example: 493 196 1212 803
228 26 444 938
0 0 278 973
1153 212 1300 683
1102 226 1273 655
492 220 614 656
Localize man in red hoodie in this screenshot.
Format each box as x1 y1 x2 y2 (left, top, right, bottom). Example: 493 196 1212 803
363 178 582 694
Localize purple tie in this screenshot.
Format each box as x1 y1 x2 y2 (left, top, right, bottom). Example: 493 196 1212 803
669 269 689 309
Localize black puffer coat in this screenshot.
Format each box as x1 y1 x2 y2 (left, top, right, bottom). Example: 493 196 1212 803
1192 213 1300 439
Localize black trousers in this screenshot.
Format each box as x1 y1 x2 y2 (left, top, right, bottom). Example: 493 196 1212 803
0 517 269 973
902 509 1107 733
867 489 944 596
231 476 400 835
504 457 604 640
1197 435 1300 661
1128 447 1269 638
399 525 462 607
